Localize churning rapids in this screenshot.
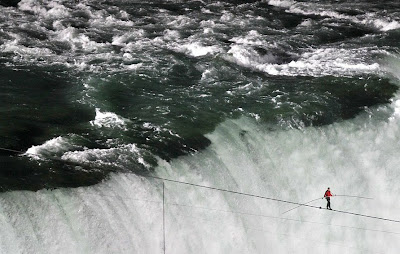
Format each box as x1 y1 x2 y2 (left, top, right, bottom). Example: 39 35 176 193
1 0 400 253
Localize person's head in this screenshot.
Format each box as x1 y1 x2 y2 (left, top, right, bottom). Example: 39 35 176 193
328 187 330 190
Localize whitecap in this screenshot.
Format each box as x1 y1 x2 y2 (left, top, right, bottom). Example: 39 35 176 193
90 108 130 130
112 29 146 46
178 42 221 57
61 144 149 168
18 0 71 19
225 45 278 67
220 12 234 22
225 45 383 77
276 0 400 32
267 0 295 8
230 30 268 46
371 19 400 32
55 27 100 52
24 136 76 159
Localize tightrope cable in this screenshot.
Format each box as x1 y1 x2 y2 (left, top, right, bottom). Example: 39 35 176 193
170 206 386 254
1 146 398 224
167 202 400 236
335 194 373 200
0 147 25 154
281 197 322 215
282 194 373 215
146 175 400 223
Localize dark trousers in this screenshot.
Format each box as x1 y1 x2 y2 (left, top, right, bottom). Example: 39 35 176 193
326 197 331 209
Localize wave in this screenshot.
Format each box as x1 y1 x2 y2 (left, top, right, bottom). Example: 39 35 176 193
225 45 382 77
24 136 77 159
61 144 150 169
90 108 131 131
268 0 400 32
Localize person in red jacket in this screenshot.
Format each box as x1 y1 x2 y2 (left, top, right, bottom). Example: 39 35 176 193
324 187 333 210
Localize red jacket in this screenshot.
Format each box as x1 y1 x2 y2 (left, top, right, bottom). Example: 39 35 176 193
324 190 332 197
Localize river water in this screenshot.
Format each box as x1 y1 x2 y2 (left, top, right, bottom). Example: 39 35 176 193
0 0 400 253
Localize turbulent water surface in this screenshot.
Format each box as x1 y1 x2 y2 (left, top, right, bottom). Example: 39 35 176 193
0 0 400 253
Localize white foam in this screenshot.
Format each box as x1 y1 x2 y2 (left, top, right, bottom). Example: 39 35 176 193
203 28 213 34
166 15 193 28
200 20 216 28
52 20 65 30
230 30 267 46
57 27 103 52
61 144 149 168
225 45 382 77
18 0 71 19
334 62 379 71
249 112 261 120
220 12 234 22
142 122 181 138
178 42 222 57
201 69 213 81
1 39 53 57
275 0 400 32
201 8 213 14
90 108 130 130
25 136 76 159
371 19 400 32
91 14 135 28
267 0 295 8
228 45 268 65
390 99 400 120
143 122 162 132
122 53 133 60
163 29 181 41
126 63 142 70
298 18 313 27
112 30 146 46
